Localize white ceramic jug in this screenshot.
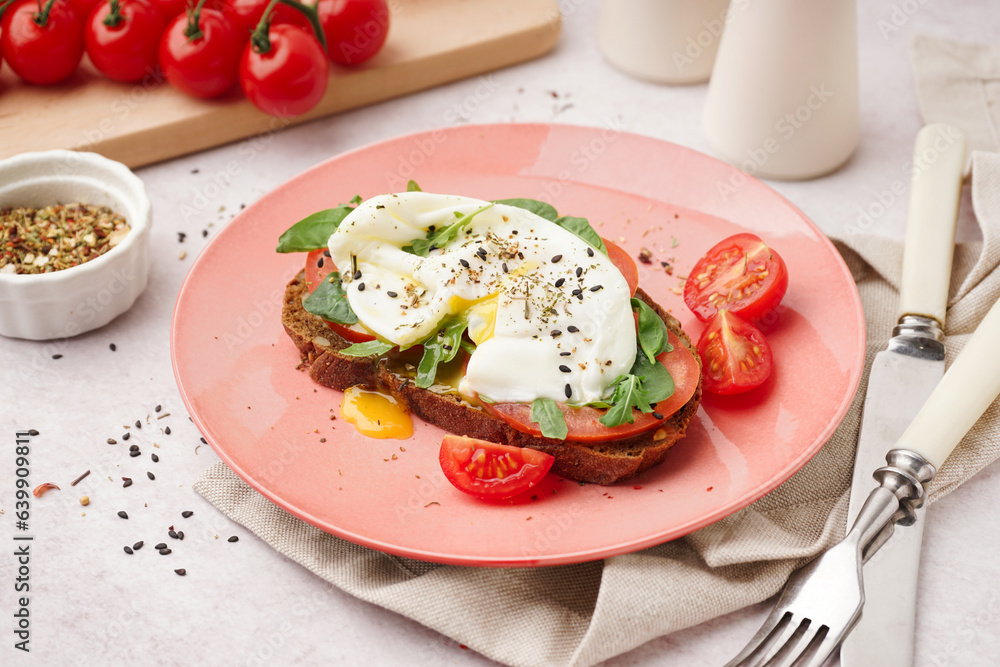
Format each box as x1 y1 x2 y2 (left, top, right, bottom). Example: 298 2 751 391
702 0 859 180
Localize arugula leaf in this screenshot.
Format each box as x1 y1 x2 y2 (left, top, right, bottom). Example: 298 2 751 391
493 198 558 222
349 194 363 206
631 351 674 404
415 317 468 388
631 298 671 363
597 343 676 428
340 340 394 357
407 180 422 192
531 398 568 440
553 216 608 254
302 272 359 325
402 203 495 257
276 205 356 253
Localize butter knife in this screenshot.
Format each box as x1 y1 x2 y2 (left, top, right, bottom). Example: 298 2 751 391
839 123 966 667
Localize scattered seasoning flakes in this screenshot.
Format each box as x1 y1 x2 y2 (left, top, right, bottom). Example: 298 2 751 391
117 511 129 519
107 438 117 445
633 486 643 490
122 478 133 488
52 354 63 359
181 511 194 518
151 453 159 463
707 486 714 492
638 247 653 264
424 501 440 508
147 471 155 481
124 546 134 555
671 236 679 248
70 470 91 486
32 482 60 497
157 413 170 420
174 569 186 576
179 250 187 260
155 542 167 550
133 541 144 551
227 536 239 543
80 496 90 506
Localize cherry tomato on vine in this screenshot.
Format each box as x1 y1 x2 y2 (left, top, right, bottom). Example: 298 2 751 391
159 5 242 98
67 0 103 21
85 0 166 83
1 0 85 85
696 310 773 395
221 0 308 39
315 0 388 65
240 23 328 117
145 0 189 21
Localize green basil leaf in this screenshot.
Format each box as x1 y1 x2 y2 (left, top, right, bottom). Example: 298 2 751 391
493 198 558 222
415 317 468 388
630 351 675 404
340 340 394 357
407 180 422 192
631 298 671 363
531 398 568 440
553 216 607 254
459 339 477 355
599 375 652 427
349 194 363 206
276 205 355 253
402 203 494 257
302 272 359 325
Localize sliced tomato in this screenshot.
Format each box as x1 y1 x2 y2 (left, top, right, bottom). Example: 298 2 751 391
697 310 773 394
303 248 376 343
482 330 700 442
683 233 788 323
439 435 554 500
603 238 638 296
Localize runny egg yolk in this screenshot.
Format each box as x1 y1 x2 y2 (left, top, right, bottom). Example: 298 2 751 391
449 294 498 345
340 386 413 439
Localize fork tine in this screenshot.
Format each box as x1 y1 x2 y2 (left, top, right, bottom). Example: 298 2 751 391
724 611 797 667
792 625 842 667
762 618 816 666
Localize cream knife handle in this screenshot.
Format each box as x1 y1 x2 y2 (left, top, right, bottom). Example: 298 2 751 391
898 123 967 325
896 298 1000 469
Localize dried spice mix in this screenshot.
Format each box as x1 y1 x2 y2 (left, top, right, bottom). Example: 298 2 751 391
1 203 129 274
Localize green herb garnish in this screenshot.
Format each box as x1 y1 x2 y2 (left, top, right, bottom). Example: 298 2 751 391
632 298 672 363
493 198 558 222
415 317 468 388
407 180 422 192
552 216 607 254
302 272 358 324
597 349 675 427
340 340 394 357
276 203 359 253
402 203 494 257
530 397 568 439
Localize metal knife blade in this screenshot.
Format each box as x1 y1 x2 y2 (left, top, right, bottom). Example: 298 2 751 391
839 123 966 667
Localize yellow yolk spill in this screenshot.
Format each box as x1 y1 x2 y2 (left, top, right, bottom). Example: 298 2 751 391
340 386 413 439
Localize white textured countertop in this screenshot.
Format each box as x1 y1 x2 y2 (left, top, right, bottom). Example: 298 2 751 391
4 2 1000 666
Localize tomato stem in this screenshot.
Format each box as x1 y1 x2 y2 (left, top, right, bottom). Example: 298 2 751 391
102 0 123 27
250 0 327 54
0 0 16 19
278 0 327 52
183 0 209 40
32 0 57 26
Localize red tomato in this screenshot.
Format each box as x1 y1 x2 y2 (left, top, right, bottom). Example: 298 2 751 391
603 238 638 296
239 24 328 117
439 435 554 500
85 0 166 83
145 0 188 21
697 310 773 395
482 330 701 442
159 8 242 98
316 0 388 65
683 233 789 323
221 0 309 38
68 0 103 20
0 0 85 85
303 248 376 343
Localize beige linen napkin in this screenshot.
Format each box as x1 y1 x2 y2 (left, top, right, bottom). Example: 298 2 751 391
194 151 1000 667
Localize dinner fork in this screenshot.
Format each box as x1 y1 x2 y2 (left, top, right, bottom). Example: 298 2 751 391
725 450 934 667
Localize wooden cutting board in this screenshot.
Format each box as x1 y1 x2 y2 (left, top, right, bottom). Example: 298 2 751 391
0 0 561 168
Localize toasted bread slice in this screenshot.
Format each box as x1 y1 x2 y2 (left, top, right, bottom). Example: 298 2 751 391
282 271 702 484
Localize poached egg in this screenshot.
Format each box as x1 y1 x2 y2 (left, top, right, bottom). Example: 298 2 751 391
327 192 636 405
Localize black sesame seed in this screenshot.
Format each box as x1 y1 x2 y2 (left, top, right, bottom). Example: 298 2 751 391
323 250 331 257
123 478 133 488
124 546 134 555
117 511 128 519
122 432 130 441
459 258 470 268
564 384 572 398
353 270 362 280
587 247 595 257
181 511 194 518
551 254 563 263
155 404 161 413
110 343 117 351
511 230 518 235
502 262 509 273
177 232 186 242
151 453 159 463
555 278 566 288
551 330 562 338
653 412 665 420
107 438 117 445
559 365 571 373
164 427 171 435
590 285 603 292
129 451 140 458
155 543 167 550
159 548 172 556
567 326 579 333
174 569 186 576
147 471 155 481
28 429 39 436
476 248 487 260
560 351 572 357
571 288 583 296
133 541 143 550
357 282 365 292
52 354 62 359
178 531 185 540
386 291 398 298
427 225 436 232
228 536 239 543
576 267 583 277
317 257 324 268
200 437 207 444
129 444 139 452
169 530 178 539
135 420 142 429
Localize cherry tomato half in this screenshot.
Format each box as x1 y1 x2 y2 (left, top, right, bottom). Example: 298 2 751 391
303 248 376 343
604 238 638 296
439 435 554 500
159 7 242 98
483 329 701 441
316 0 388 65
697 310 773 395
240 23 328 117
85 0 166 83
683 233 789 323
1 0 85 85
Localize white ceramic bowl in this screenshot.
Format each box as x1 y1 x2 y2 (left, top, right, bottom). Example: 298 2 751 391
0 150 152 340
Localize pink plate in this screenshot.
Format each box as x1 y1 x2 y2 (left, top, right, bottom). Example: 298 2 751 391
171 124 864 567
